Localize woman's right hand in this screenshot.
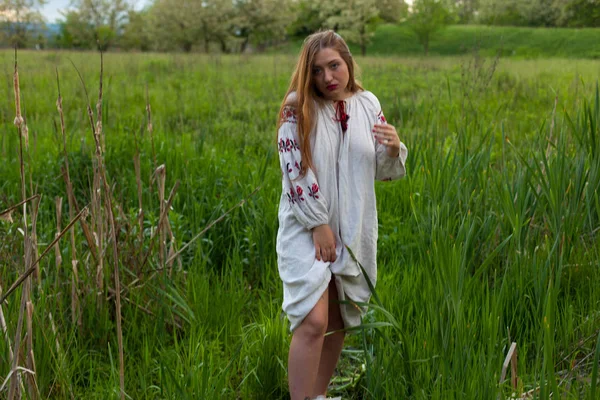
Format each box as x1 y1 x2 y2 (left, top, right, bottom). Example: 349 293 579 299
312 224 336 262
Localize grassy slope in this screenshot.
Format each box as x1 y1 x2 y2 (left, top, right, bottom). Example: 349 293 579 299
283 24 600 59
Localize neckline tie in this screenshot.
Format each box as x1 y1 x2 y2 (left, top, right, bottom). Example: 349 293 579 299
335 100 349 134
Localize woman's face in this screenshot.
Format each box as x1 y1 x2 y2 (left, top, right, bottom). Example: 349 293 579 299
312 47 350 101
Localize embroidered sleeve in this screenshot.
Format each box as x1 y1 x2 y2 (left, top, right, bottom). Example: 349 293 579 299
374 110 408 181
278 106 329 229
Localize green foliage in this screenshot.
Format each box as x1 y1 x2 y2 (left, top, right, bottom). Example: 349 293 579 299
321 0 381 56
560 0 600 28
286 0 326 38
408 0 453 55
0 0 45 48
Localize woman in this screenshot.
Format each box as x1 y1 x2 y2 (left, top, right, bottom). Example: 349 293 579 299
276 30 408 400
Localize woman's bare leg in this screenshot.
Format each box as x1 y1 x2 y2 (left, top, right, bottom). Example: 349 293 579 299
288 288 330 400
312 278 346 397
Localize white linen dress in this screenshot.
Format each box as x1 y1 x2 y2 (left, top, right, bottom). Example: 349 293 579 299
276 90 408 332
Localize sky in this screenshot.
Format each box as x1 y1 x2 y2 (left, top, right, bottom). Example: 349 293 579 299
41 0 149 23
40 0 72 23
41 0 414 24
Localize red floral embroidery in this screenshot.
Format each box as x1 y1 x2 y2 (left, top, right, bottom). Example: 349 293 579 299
286 162 293 173
296 185 304 201
287 187 296 204
308 183 320 199
285 181 320 205
279 137 300 153
377 111 387 124
280 106 298 124
294 161 300 171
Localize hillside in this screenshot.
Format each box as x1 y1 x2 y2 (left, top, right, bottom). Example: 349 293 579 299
282 24 600 59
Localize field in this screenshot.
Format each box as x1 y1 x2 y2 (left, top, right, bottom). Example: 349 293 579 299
1 49 600 399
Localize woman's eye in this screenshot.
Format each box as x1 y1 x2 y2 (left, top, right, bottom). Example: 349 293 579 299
313 68 321 75
331 63 338 69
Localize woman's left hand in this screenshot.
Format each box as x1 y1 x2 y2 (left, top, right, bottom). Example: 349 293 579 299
373 123 401 158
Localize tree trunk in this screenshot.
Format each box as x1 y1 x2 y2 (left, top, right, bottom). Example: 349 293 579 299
218 37 229 54
240 37 249 53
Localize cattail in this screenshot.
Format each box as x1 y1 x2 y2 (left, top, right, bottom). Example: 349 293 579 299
13 65 23 127
146 85 156 169
0 286 14 363
25 301 39 399
13 56 28 150
155 164 167 272
0 210 13 223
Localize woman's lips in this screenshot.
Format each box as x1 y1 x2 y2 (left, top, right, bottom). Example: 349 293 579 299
327 84 338 91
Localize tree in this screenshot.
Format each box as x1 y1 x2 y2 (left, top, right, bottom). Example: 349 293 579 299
408 0 452 55
477 0 561 27
57 10 95 48
148 0 236 53
477 0 525 25
119 9 151 51
449 0 479 23
287 0 326 38
321 0 380 56
376 0 408 23
556 0 600 27
233 0 294 52
513 0 560 27
66 0 133 50
0 0 46 48
149 0 204 52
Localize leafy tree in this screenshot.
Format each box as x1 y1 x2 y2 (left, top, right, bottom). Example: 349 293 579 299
287 0 325 38
321 0 380 56
56 10 94 48
233 0 294 52
514 0 560 26
149 0 236 53
476 0 526 25
119 9 151 51
65 0 133 50
376 0 408 23
408 0 452 55
149 0 204 52
477 0 561 27
449 0 479 23
556 0 600 27
0 0 46 47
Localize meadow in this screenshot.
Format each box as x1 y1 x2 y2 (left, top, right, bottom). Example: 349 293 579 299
0 49 600 399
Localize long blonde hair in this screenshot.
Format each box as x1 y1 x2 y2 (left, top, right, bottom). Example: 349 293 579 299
277 30 363 177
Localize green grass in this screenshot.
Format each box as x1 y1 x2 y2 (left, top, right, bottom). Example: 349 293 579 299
0 50 600 399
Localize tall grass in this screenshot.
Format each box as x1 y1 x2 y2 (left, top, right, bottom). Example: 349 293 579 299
0 50 599 398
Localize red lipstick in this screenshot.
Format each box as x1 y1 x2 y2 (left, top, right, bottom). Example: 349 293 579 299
327 84 338 91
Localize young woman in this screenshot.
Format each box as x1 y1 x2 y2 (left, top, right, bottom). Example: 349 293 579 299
276 30 408 400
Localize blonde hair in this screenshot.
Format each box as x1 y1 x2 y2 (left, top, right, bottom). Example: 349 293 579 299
277 30 362 177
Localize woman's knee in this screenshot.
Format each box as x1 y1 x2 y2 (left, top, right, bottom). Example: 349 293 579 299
297 299 328 339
